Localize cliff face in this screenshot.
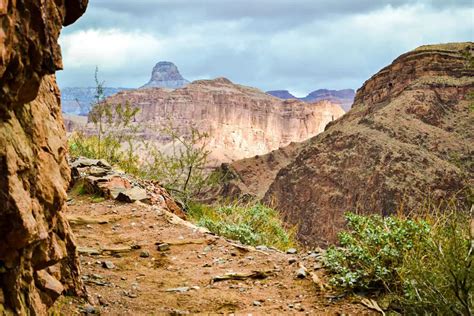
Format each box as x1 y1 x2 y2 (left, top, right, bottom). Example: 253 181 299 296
262 43 474 246
0 1 88 314
106 78 345 163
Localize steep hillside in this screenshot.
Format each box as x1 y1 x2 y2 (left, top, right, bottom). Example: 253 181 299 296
104 78 345 163
263 42 474 246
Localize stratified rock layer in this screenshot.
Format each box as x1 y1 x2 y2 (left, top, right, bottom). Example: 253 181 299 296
0 1 88 314
107 78 345 163
263 43 474 246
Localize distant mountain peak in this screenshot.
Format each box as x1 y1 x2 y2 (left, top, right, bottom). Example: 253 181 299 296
141 61 190 89
268 88 355 111
266 90 297 99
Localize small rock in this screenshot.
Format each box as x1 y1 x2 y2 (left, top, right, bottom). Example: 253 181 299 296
256 245 269 251
81 305 99 314
296 267 307 279
295 303 305 311
288 257 297 264
102 261 115 269
286 248 298 255
140 251 150 258
165 287 190 293
116 187 148 203
253 300 262 307
157 243 170 251
313 262 323 270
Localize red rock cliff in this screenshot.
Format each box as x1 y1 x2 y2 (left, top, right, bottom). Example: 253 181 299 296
260 43 473 246
0 0 88 314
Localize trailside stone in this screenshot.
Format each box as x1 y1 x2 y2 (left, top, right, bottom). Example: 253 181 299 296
116 187 148 203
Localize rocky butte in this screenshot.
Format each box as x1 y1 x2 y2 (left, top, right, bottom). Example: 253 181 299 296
104 77 345 163
0 0 88 314
141 61 190 89
220 42 474 246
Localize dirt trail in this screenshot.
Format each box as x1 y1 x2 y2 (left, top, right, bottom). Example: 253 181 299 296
55 195 370 315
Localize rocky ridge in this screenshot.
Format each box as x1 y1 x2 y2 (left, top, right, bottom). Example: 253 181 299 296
267 89 356 111
225 43 474 246
0 1 88 314
141 61 190 89
104 78 345 163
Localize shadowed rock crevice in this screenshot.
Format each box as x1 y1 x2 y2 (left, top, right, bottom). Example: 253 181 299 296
0 1 88 314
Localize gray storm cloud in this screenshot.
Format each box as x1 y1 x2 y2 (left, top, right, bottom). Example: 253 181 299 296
57 0 473 96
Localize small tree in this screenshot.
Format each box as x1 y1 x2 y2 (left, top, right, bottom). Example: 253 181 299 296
141 122 213 205
69 67 140 172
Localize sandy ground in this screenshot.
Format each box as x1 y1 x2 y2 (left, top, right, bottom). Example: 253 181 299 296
54 194 372 315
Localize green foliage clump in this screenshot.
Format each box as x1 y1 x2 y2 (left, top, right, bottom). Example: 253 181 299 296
187 202 296 250
323 213 430 290
324 203 473 315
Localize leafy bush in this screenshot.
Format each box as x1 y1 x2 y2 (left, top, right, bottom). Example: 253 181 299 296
323 213 430 290
187 202 297 250
324 203 473 315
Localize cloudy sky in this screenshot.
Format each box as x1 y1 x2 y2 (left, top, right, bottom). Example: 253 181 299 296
57 0 473 96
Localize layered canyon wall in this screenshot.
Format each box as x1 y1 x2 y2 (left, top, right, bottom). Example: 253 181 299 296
106 78 345 163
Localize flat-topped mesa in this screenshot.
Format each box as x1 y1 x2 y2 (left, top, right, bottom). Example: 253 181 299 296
141 61 190 89
0 0 88 314
106 77 345 163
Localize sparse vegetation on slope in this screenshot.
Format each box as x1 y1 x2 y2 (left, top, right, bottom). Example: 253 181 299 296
324 199 473 315
188 202 297 250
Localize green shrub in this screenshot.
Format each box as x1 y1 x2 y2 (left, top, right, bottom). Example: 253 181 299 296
324 203 473 315
187 202 297 250
323 212 430 291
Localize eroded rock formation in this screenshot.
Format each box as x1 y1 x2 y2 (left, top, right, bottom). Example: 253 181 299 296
141 61 190 89
0 1 88 314
263 43 474 246
220 43 473 246
106 78 345 163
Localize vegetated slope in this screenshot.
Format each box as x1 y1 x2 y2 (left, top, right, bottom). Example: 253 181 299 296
102 77 345 163
264 42 474 246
